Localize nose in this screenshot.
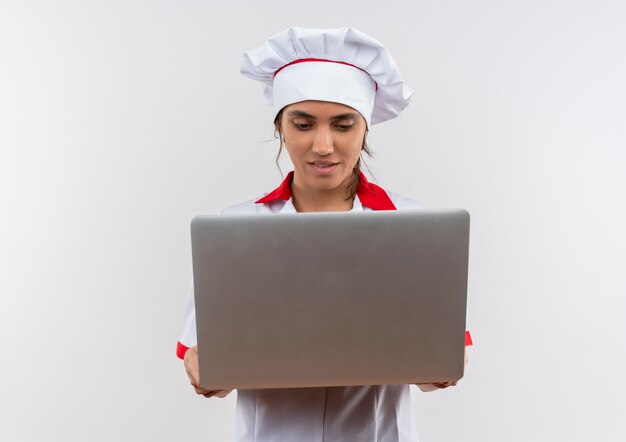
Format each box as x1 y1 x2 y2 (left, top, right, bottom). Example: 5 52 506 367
311 127 334 156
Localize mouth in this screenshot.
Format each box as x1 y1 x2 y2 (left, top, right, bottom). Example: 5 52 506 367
309 160 338 168
308 161 339 174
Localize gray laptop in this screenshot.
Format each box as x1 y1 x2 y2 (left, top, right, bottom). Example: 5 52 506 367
191 209 470 390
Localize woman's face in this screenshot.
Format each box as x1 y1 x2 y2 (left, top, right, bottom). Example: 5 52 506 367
280 100 367 194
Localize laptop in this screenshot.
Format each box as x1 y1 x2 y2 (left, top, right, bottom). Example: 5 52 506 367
191 209 470 390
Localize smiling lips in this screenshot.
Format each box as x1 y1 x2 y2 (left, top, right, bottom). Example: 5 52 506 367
308 161 339 175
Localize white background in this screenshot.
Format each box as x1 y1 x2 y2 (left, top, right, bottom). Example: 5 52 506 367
1 1 625 441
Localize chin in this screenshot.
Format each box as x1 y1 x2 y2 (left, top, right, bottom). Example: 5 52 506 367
307 176 348 192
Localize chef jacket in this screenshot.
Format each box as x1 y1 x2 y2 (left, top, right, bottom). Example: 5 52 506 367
178 171 455 442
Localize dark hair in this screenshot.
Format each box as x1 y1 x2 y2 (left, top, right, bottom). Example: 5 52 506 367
273 109 373 200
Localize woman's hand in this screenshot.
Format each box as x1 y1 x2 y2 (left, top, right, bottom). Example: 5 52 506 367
416 350 468 392
184 345 232 398
416 381 457 392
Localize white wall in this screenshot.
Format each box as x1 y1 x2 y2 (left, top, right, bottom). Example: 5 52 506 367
1 1 624 441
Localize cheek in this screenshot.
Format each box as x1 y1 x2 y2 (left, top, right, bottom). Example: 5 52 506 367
281 126 305 149
344 137 364 164
283 137 308 164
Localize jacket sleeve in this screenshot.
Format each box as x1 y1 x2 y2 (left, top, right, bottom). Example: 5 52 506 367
177 202 265 360
176 283 197 360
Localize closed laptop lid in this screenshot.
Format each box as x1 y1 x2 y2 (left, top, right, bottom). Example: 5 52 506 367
191 209 470 390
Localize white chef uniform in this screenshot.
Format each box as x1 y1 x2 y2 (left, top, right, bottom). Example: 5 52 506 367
178 26 473 442
178 171 427 442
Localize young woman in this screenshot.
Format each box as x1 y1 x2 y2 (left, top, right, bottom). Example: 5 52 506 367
177 27 470 442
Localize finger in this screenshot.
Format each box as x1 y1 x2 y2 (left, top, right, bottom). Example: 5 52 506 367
201 390 221 398
416 383 439 392
195 386 216 396
213 390 233 398
439 381 458 388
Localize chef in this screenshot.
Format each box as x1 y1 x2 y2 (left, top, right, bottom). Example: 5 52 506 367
177 27 472 442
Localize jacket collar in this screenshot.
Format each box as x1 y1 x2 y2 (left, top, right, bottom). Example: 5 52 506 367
255 171 396 211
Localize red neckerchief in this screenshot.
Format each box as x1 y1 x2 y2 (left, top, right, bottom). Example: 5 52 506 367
255 171 397 210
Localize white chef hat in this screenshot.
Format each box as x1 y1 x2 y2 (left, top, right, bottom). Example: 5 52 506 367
240 27 414 127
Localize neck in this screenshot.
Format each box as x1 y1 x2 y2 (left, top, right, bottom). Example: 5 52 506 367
290 174 354 213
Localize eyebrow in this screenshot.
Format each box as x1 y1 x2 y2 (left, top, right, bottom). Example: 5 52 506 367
286 110 360 120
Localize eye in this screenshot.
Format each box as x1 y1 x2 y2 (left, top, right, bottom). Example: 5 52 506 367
292 121 313 131
335 123 354 131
